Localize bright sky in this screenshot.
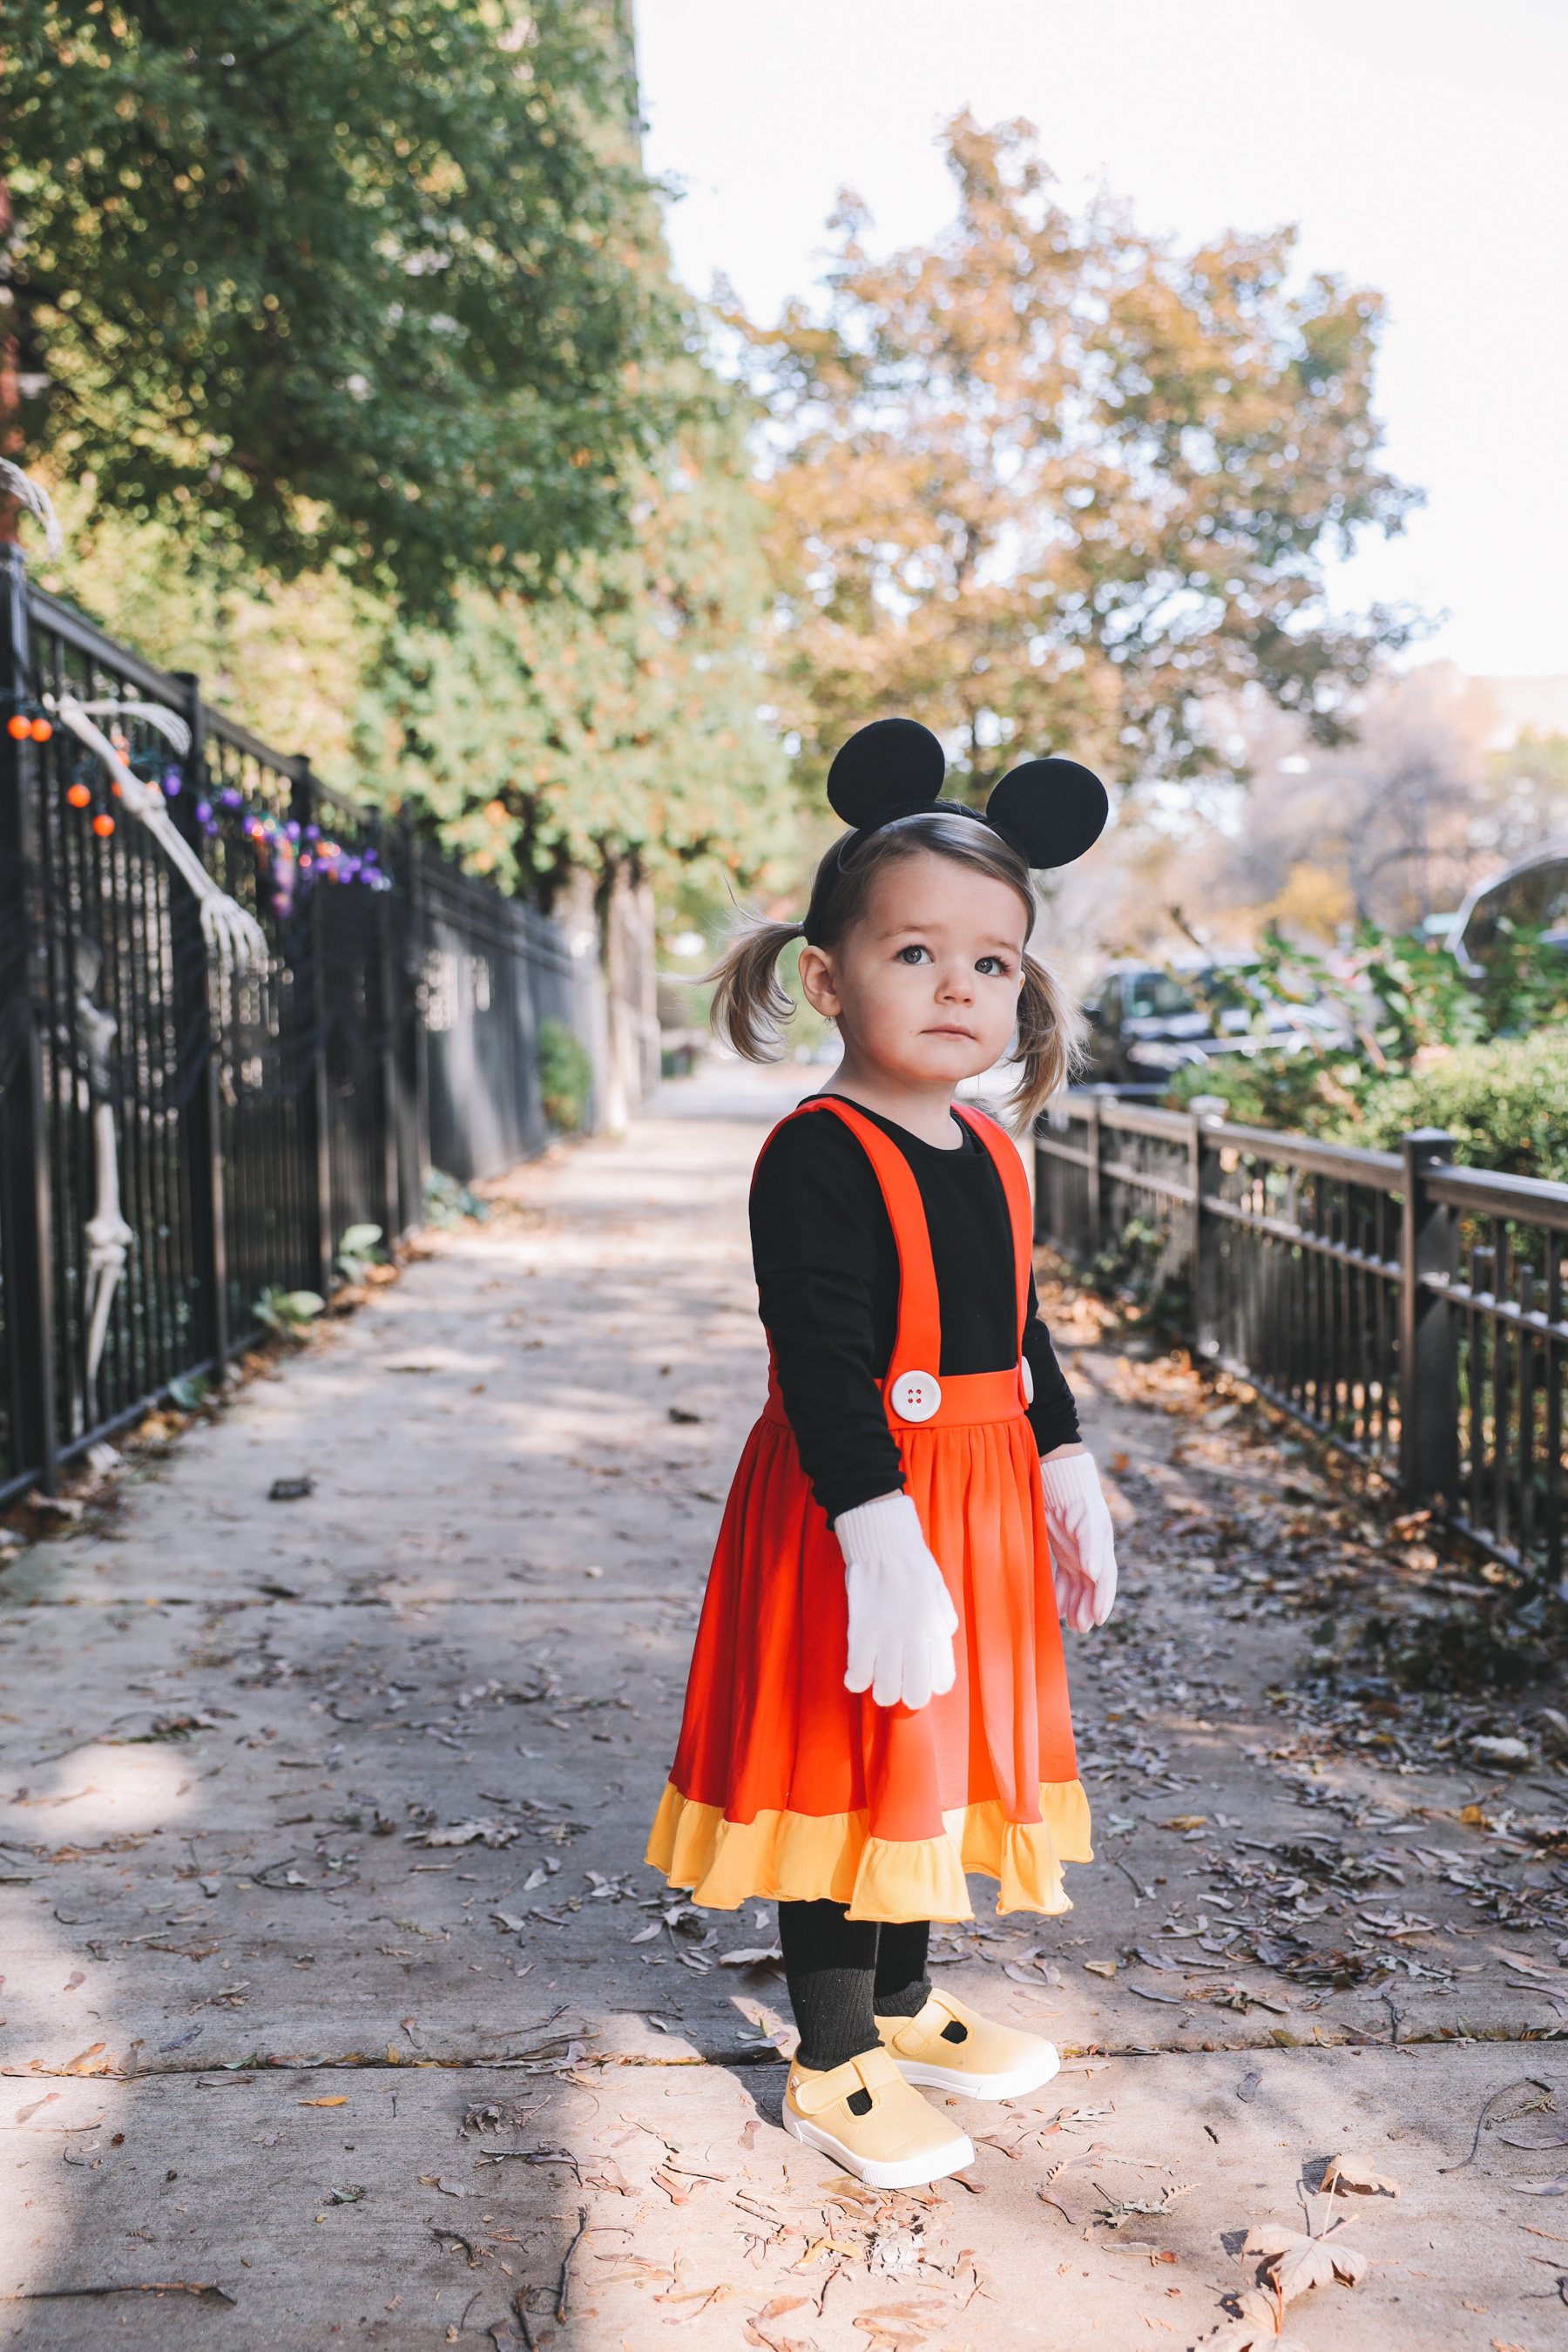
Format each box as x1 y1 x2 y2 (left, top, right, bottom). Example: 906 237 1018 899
638 0 1567 679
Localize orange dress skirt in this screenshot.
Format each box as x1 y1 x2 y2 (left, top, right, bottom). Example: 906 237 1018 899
645 1096 1091 1923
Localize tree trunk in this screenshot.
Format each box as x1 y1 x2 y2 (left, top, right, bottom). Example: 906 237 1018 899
558 866 611 1136
601 855 660 1133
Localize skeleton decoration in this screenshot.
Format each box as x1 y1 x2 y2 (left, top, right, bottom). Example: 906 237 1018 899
3 460 270 1414
49 694 268 973
71 941 134 1426
0 458 64 558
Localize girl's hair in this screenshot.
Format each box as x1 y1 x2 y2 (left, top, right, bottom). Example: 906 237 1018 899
706 810 1085 1128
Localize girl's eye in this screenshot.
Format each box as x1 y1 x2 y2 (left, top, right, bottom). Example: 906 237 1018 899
976 956 1012 977
896 944 932 964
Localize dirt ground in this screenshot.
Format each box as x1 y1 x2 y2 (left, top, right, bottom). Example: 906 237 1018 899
3 1061 1568 2352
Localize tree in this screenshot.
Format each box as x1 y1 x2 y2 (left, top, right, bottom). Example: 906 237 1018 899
1 0 672 603
355 368 794 1113
360 378 789 897
739 114 1420 803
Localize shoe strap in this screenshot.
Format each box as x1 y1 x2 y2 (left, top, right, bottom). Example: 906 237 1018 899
792 2044 902 2117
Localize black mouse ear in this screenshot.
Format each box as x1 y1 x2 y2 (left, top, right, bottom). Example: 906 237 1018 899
984 756 1108 869
826 718 945 828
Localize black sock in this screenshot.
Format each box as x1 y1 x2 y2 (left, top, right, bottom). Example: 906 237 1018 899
778 1900 880 2073
873 1918 931 2017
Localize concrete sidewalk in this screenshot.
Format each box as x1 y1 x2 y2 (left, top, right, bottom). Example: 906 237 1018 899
3 1076 1566 2350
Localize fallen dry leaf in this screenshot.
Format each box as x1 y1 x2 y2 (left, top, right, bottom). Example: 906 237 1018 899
1200 2287 1314 2349
1321 2153 1400 2199
298 2096 348 2108
1083 1960 1118 1979
1490 1947 1559 1975
1244 2218 1368 2302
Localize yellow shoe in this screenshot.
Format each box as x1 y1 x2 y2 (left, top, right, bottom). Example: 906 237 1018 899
877 1989 1060 2100
782 2044 975 2189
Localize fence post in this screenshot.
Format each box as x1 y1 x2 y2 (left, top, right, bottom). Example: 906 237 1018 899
1190 1108 1223 1361
1084 1088 1105 1260
408 834 432 1206
371 812 401 1247
0 540 58 1491
171 671 228 1388
1399 1127 1460 1508
292 761 335 1301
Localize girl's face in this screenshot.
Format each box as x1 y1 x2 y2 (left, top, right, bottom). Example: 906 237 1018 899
799 849 1029 1090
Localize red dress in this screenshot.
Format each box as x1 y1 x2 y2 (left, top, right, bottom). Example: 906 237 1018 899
645 1097 1091 1922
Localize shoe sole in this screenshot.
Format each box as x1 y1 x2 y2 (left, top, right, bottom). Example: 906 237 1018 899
889 2044 1061 2101
781 2105 975 2189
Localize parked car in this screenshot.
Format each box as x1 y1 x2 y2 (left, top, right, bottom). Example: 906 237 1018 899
1447 841 1568 976
1081 958 1346 1086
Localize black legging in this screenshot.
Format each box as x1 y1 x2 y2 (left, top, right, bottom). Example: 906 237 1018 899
778 1900 931 2072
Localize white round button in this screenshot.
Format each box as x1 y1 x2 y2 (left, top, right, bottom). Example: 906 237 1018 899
1021 1356 1035 1404
889 1369 942 1423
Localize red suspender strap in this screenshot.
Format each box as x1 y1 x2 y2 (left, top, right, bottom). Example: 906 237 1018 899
953 1104 1032 1348
753 1096 943 1380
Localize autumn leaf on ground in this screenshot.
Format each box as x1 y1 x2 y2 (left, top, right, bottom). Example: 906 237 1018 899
1320 2152 1400 2198
1198 2287 1314 2349
1244 2217 1368 2301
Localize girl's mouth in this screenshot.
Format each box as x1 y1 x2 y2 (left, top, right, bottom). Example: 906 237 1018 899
925 1024 976 1039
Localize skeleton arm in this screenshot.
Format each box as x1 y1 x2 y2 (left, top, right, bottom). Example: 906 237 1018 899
51 695 268 974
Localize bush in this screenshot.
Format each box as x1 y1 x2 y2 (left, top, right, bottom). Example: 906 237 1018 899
1166 1051 1374 1138
1352 1036 1568 1182
537 1018 592 1132
422 1168 488 1228
1168 1033 1568 1185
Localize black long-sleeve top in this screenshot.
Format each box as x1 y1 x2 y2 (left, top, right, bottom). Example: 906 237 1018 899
750 1103 1079 1522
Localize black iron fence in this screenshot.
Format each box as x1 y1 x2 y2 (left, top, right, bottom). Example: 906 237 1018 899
0 547 596 1504
1036 1088 1568 1590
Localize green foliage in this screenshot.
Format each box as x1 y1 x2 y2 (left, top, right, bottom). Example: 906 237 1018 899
254 1286 324 1335
336 1223 384 1283
422 1167 488 1227
1166 918 1568 1182
1167 1049 1375 1139
3 0 671 607
359 379 793 901
1349 1036 1568 1183
537 1018 592 1131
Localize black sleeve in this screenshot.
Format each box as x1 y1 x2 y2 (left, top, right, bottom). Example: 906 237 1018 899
750 1116 905 1524
1023 1271 1080 1457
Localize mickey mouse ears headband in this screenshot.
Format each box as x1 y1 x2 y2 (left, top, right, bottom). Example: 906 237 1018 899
821 714 1107 872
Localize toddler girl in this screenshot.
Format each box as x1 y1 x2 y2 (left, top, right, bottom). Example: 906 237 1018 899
646 718 1119 2186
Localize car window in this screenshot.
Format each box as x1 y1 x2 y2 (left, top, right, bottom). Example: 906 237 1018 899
1123 973 1196 1020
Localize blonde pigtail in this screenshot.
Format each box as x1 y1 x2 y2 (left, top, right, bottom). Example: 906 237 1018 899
1007 951 1087 1128
704 916 808 1063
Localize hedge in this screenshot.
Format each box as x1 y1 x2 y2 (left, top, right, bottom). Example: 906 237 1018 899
1166 1034 1568 1186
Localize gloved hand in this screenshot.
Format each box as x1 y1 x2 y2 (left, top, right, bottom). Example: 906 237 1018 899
1040 1450 1119 1632
835 1490 959 1712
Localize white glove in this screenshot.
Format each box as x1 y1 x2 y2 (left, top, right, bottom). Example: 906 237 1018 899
835 1490 959 1712
1041 1451 1119 1632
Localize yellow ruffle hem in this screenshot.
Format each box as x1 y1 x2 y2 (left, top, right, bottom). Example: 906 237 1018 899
645 1778 1092 1923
